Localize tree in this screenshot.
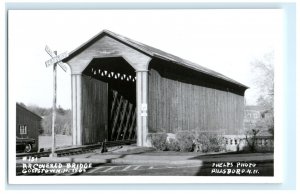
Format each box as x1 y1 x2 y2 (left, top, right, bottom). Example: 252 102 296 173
26 104 51 117
245 129 260 152
19 103 72 135
41 109 72 135
251 51 274 136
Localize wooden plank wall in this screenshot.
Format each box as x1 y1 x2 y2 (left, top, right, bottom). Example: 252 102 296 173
81 75 108 144
148 66 245 135
16 104 41 151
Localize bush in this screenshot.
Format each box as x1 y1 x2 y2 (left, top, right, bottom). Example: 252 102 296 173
149 131 226 153
196 133 209 152
176 131 195 152
245 129 260 152
195 132 225 153
208 134 225 152
166 138 180 151
148 133 168 151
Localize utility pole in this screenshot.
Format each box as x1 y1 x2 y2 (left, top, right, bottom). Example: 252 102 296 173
45 45 68 157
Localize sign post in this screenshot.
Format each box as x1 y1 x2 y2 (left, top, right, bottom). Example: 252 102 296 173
45 45 69 157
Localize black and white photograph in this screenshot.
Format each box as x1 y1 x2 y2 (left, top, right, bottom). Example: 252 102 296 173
8 8 283 184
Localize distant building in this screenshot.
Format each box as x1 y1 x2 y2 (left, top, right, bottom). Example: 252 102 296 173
16 103 42 151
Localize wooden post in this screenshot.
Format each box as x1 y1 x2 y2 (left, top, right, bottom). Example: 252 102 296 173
127 109 136 140
111 96 124 140
122 103 133 140
50 52 57 157
44 46 68 155
116 100 128 140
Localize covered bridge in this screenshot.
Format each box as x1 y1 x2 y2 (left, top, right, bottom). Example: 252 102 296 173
62 30 248 147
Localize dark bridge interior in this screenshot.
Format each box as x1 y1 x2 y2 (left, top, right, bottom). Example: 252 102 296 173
82 57 137 142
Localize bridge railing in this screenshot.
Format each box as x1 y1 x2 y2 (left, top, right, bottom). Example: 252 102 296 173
223 135 274 152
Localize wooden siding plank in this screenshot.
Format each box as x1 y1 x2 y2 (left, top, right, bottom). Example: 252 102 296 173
81 75 108 144
148 66 245 135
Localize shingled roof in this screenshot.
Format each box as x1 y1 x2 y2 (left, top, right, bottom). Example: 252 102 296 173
63 29 248 89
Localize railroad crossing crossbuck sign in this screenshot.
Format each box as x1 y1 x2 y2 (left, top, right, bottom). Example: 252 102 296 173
45 45 68 71
45 45 69 157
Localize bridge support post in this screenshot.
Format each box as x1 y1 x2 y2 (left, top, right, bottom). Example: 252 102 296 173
71 74 82 146
136 70 149 147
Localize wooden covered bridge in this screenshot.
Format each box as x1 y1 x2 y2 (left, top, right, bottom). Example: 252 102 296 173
62 30 248 147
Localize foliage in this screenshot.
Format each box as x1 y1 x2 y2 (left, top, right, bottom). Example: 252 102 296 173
166 138 180 151
149 131 226 153
148 133 168 151
42 110 72 135
195 132 225 153
39 129 44 135
251 51 274 99
176 131 195 152
254 111 274 136
243 128 274 153
245 129 260 152
25 104 52 117
20 103 72 135
195 133 209 152
251 51 274 136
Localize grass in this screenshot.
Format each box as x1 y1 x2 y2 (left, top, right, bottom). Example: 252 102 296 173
39 134 72 149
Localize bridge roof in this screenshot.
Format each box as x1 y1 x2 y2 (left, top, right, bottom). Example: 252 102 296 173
63 30 248 89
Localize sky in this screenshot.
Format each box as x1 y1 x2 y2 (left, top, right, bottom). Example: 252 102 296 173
8 9 282 109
